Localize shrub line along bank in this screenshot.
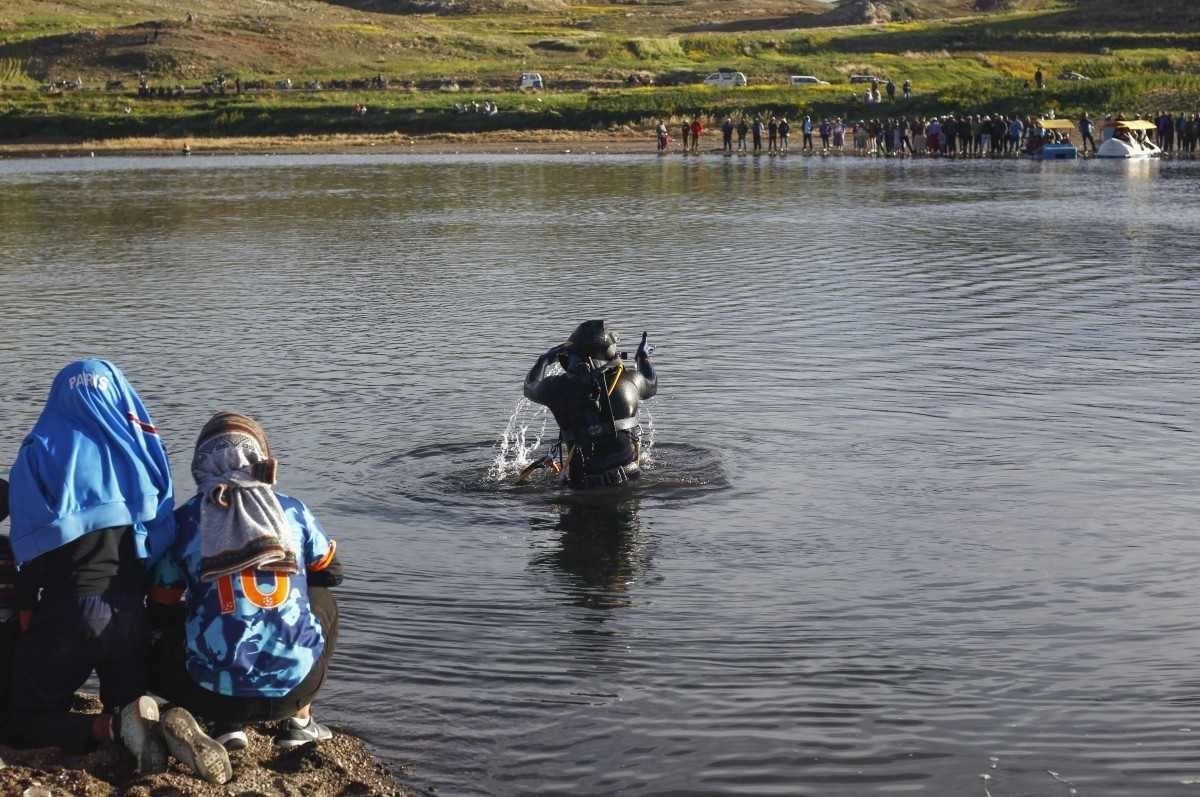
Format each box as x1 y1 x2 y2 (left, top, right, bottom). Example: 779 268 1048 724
4 74 1200 143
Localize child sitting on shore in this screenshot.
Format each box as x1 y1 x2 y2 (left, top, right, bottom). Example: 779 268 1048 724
149 412 343 752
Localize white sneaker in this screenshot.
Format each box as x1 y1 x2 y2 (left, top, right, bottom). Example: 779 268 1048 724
119 696 167 774
161 707 233 784
213 724 249 751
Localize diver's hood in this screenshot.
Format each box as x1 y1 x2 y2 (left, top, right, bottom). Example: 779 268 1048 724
566 320 619 363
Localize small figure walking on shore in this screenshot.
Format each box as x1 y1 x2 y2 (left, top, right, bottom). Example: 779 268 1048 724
680 119 690 152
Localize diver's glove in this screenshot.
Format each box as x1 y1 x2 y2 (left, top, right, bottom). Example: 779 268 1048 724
636 332 652 361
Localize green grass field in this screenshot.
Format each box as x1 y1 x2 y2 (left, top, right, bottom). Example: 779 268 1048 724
1 0 1198 141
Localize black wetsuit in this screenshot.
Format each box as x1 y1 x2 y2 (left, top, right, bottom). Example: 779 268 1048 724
524 352 657 488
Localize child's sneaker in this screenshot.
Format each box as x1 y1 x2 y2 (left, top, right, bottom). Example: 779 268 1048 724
212 723 249 751
276 715 333 748
119 696 167 774
161 707 232 784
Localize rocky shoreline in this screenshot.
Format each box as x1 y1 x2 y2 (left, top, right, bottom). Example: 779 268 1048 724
0 695 411 796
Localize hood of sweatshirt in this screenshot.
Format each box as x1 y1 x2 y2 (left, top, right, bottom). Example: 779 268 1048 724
7 358 175 566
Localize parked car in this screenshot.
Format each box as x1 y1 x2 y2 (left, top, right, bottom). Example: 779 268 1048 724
519 72 544 90
789 75 829 85
1059 71 1091 81
703 70 747 87
848 74 882 84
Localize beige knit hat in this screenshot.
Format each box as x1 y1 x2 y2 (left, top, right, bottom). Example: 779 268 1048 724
196 411 270 455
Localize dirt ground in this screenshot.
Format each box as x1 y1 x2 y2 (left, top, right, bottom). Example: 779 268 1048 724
0 695 411 796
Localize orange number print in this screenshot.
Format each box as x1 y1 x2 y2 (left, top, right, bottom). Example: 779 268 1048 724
216 570 291 614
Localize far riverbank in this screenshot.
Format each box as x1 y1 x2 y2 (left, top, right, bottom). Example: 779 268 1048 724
0 129 653 159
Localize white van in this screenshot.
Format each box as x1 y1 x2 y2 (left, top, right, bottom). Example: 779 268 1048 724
703 71 747 87
789 75 829 85
519 72 544 90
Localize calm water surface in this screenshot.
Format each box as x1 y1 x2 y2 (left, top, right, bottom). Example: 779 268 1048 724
1 152 1199 796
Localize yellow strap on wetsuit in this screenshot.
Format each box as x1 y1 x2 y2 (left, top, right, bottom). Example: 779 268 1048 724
606 361 624 397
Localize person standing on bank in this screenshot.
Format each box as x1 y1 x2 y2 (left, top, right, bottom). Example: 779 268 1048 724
148 412 343 753
4 359 227 782
1079 113 1096 155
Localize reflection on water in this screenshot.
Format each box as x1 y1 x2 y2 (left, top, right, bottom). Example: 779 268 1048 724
529 496 649 612
1 153 1200 796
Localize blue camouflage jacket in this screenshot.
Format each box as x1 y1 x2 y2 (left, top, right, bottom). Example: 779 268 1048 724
151 492 338 698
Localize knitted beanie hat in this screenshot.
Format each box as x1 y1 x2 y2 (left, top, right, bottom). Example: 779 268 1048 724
196 411 269 455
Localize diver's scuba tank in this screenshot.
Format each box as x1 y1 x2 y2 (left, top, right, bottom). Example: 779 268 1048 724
563 353 641 484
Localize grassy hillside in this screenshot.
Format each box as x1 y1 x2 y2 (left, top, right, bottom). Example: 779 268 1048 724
1 0 1198 142
2 0 1197 85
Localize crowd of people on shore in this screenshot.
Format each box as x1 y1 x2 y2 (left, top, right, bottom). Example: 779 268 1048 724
654 110 1200 157
1152 111 1200 154
0 359 343 785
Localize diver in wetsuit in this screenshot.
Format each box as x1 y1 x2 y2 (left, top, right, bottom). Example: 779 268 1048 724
524 320 657 489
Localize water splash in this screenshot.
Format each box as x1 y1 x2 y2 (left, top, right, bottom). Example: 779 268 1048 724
488 398 549 481
490 394 660 481
639 409 657 467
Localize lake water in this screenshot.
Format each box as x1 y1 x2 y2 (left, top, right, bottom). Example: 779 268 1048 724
1 151 1199 796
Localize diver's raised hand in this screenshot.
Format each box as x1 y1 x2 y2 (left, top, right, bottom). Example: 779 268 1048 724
636 331 650 361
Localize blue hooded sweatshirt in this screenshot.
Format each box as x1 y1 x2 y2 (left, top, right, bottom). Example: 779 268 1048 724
7 359 175 567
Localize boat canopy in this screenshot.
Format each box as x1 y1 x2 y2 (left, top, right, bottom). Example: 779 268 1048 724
1103 119 1157 130
1037 118 1076 130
